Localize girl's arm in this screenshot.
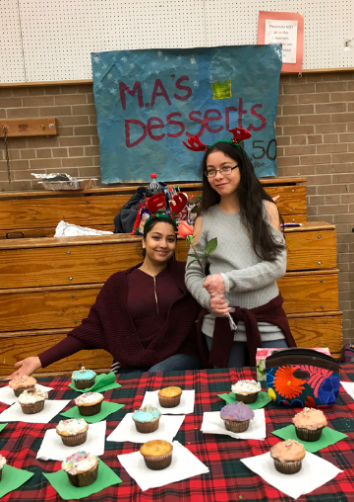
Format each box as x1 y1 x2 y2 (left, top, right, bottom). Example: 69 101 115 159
8 277 115 379
221 202 286 293
184 216 212 310
8 337 92 379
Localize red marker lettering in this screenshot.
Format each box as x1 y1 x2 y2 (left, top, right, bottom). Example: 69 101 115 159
166 112 185 138
119 81 143 111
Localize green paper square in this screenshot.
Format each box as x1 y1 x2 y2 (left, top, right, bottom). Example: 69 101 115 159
0 465 34 498
272 424 348 453
43 459 122 500
217 391 271 410
60 401 124 423
0 423 8 433
69 372 121 393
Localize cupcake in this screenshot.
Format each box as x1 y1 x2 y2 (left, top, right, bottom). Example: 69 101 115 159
271 440 306 474
72 367 96 390
292 407 328 442
158 386 182 408
220 402 255 433
9 375 37 397
61 451 99 487
0 454 6 481
231 379 261 404
18 388 48 414
74 392 104 416
133 405 161 433
56 418 89 447
140 440 173 470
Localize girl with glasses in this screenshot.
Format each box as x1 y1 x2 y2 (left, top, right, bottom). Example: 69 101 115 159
184 128 296 369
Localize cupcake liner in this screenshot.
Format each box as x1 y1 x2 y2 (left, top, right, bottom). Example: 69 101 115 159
224 419 250 433
235 392 259 404
13 385 36 397
74 378 95 390
78 402 102 416
295 426 324 442
67 464 99 487
158 395 181 408
273 458 302 474
133 417 160 433
59 430 88 447
143 451 173 470
20 400 45 415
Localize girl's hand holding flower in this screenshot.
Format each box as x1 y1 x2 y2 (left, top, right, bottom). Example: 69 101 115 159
210 295 230 316
203 274 225 296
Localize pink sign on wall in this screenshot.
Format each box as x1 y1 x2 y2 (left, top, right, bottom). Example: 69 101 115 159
258 11 304 73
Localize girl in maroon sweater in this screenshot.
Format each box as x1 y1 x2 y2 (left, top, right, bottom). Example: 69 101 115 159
8 216 202 378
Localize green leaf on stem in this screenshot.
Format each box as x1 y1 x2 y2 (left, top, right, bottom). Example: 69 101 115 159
204 237 218 256
187 260 199 267
187 253 208 259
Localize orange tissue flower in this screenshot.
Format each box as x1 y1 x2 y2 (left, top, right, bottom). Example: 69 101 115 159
274 366 306 400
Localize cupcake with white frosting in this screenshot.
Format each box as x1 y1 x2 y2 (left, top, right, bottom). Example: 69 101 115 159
18 388 48 414
62 451 99 487
56 418 89 447
231 379 261 403
74 392 104 416
0 454 6 481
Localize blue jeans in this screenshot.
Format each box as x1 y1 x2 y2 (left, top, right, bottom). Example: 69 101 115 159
116 353 203 375
205 336 289 368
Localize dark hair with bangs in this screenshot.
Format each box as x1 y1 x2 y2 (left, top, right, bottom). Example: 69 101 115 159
143 216 177 239
200 142 284 261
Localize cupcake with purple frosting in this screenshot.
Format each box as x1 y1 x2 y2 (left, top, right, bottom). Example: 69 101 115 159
220 402 255 433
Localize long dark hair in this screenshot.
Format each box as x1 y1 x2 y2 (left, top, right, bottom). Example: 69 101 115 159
200 142 284 261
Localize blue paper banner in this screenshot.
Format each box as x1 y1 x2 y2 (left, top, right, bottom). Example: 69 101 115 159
92 45 282 183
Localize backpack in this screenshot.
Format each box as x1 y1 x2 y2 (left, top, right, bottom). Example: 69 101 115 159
113 187 146 233
341 344 354 364
113 183 168 234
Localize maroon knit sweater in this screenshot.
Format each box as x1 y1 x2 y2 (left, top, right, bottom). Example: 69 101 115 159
198 293 296 368
39 260 200 369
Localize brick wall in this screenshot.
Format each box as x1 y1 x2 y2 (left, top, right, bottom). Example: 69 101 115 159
0 71 353 345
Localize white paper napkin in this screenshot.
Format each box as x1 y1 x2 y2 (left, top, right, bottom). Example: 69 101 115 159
107 413 185 444
201 409 266 440
0 384 53 406
0 400 70 424
36 421 106 461
141 390 195 415
241 451 343 499
118 440 209 491
341 381 354 400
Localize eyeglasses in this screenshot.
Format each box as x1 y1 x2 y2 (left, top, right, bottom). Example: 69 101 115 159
204 165 239 178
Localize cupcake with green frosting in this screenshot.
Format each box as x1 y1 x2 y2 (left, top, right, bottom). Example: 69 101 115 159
72 367 96 389
133 405 161 433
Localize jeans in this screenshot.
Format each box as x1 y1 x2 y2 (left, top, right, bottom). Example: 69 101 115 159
205 336 289 369
114 353 203 375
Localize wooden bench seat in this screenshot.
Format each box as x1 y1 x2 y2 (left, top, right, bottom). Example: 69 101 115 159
0 177 342 376
0 222 337 290
0 269 339 332
0 178 307 239
0 221 342 375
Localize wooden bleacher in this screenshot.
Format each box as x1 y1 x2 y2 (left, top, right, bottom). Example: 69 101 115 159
0 178 342 376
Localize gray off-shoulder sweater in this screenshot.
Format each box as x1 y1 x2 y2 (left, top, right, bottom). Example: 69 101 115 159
185 204 287 342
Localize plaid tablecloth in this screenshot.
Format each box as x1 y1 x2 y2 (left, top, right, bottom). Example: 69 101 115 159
1 365 354 502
